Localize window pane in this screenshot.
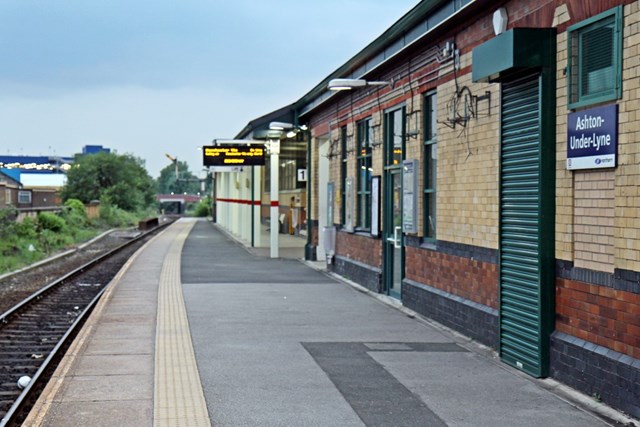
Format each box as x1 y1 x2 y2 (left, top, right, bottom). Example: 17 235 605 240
357 118 372 229
426 93 437 141
392 110 403 165
426 192 436 238
341 126 347 224
581 22 614 96
426 144 437 189
424 92 437 240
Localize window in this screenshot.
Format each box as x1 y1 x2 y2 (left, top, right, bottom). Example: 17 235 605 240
356 118 372 230
567 6 622 109
264 140 307 192
424 92 437 240
279 142 307 191
384 107 405 166
340 126 347 225
18 190 31 204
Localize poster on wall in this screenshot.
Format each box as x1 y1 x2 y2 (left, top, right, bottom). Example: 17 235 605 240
566 104 617 170
371 176 381 238
402 159 418 234
345 177 354 232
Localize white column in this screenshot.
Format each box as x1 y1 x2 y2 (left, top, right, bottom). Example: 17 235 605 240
269 139 280 258
253 166 262 247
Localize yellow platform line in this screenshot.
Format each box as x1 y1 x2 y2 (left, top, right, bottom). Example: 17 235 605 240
154 219 211 427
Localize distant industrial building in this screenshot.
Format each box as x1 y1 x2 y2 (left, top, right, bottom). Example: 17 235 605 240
0 145 111 209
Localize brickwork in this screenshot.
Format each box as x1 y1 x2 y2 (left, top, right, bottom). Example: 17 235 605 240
403 279 499 349
436 68 499 249
301 0 640 417
616 2 640 272
335 230 382 269
556 2 640 272
551 332 640 419
331 255 382 293
405 246 498 310
573 170 615 272
310 137 319 224
555 28 574 260
556 278 640 359
404 92 424 235
328 126 342 225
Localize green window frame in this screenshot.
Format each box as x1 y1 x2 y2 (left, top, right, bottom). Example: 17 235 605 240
340 126 347 225
356 118 373 230
567 6 622 109
423 92 437 241
384 106 406 167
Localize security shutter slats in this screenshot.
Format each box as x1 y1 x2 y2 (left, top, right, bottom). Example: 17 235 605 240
499 72 544 377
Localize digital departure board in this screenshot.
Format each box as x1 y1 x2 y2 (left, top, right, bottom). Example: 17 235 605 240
202 145 265 166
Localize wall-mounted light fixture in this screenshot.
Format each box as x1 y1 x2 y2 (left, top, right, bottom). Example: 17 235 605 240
493 8 508 35
269 122 308 138
269 121 293 130
327 78 391 91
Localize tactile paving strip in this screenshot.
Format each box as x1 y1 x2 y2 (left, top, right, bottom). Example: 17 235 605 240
154 219 211 427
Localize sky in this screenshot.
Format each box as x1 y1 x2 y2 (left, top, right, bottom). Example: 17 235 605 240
0 0 420 179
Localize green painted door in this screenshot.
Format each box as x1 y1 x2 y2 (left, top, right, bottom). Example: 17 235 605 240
383 167 403 298
499 71 550 377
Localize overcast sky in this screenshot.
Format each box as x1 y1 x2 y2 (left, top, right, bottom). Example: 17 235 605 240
0 1 419 178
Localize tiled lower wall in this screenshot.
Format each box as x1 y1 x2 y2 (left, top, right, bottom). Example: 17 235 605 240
403 279 499 348
330 255 382 293
551 332 640 419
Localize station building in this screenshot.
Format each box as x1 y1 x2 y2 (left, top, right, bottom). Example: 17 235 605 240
220 0 640 417
212 105 310 251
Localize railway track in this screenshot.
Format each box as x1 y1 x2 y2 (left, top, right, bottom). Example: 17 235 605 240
0 220 170 426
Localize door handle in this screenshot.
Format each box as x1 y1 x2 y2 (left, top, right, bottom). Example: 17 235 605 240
386 226 402 249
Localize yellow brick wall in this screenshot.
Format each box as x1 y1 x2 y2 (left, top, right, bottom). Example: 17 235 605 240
436 63 500 249
329 126 342 225
573 170 615 273
555 27 574 260
615 3 640 272
556 3 640 272
404 92 424 235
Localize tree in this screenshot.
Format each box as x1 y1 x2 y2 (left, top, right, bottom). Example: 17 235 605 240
156 160 201 195
61 152 156 211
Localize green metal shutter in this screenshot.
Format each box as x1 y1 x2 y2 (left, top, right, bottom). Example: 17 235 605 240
499 72 546 377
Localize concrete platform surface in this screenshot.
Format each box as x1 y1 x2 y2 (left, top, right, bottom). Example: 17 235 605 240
25 218 635 427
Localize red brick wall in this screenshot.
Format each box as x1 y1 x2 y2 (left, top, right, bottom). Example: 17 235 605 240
335 231 382 268
405 247 499 309
556 279 640 359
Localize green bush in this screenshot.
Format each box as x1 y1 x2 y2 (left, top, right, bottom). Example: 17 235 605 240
61 199 87 228
38 229 73 253
37 212 67 233
192 197 211 217
99 197 139 227
0 207 18 238
14 217 38 240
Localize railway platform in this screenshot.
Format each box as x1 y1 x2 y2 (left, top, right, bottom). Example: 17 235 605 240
25 218 637 426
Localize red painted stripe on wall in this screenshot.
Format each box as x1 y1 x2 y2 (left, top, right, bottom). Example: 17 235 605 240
216 198 261 206
270 201 279 207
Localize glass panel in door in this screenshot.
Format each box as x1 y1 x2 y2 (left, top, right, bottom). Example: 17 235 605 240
384 168 403 298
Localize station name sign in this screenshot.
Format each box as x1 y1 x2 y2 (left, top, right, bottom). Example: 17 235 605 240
566 104 617 170
202 145 265 166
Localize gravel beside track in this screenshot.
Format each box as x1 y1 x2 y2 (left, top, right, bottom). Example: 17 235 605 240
0 230 139 315
0 226 162 425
